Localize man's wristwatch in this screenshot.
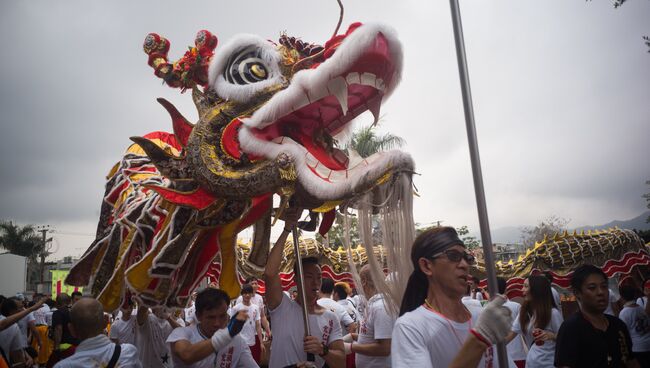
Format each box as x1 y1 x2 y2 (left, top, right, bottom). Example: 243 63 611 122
319 343 329 357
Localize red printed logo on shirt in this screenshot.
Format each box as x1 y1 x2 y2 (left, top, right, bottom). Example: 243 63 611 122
484 346 494 368
322 319 333 343
219 346 235 368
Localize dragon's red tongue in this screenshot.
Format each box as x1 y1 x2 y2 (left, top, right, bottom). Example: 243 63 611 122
290 130 348 171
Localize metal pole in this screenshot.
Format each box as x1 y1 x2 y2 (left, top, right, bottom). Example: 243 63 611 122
292 226 315 363
448 1 508 367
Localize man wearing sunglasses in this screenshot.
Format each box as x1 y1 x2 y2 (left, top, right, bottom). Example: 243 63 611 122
392 227 514 368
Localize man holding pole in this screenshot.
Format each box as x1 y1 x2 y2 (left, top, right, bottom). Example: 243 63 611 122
264 209 345 368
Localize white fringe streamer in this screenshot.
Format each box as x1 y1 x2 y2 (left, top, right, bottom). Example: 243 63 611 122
344 173 415 317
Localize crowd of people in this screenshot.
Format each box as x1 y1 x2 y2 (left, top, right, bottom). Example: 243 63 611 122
1 222 649 367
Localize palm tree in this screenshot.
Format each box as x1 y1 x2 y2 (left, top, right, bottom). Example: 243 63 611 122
0 221 42 260
346 124 405 158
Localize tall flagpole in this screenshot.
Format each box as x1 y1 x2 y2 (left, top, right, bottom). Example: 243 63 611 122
448 1 509 367
292 226 316 365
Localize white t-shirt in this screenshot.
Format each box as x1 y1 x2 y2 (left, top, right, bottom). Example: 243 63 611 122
136 313 174 368
351 295 365 315
33 304 50 325
54 334 141 368
636 296 648 308
269 293 342 368
110 316 137 345
166 325 258 368
17 311 35 341
618 304 650 352
235 294 265 316
391 305 499 368
473 291 484 301
0 315 27 365
317 297 354 332
461 296 483 315
356 294 396 368
229 303 261 346
503 300 527 361
337 298 361 323
604 289 617 316
551 288 561 309
512 308 563 368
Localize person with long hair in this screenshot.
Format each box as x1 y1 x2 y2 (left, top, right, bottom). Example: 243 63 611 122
507 275 562 368
391 227 513 368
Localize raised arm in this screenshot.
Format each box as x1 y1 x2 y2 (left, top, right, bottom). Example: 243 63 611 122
263 208 301 310
0 298 46 331
137 306 149 326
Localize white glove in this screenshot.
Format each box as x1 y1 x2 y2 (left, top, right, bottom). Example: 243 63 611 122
343 342 352 355
472 295 512 345
342 334 354 343
211 328 234 352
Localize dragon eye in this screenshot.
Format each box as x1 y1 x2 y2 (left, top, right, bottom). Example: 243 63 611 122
224 47 270 85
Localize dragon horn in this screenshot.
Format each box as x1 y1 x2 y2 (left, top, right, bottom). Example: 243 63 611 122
157 98 194 147
130 136 191 180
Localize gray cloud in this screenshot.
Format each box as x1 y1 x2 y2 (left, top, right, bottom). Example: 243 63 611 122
0 0 648 260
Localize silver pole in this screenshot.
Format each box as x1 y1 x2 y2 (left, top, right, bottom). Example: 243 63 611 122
448 1 508 367
292 226 315 363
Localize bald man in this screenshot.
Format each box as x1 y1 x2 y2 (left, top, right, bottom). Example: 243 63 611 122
345 264 396 368
54 297 142 368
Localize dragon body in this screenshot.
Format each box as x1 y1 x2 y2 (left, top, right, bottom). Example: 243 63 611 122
67 23 413 310
475 228 650 298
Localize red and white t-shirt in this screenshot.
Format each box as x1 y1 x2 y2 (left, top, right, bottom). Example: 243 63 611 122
269 293 342 368
392 304 514 368
229 303 261 346
356 294 396 368
166 324 257 368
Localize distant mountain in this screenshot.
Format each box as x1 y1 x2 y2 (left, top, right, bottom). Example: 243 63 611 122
574 211 650 233
475 211 650 244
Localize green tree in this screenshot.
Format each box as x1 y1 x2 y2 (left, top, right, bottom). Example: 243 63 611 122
0 221 43 260
346 124 405 158
316 123 407 249
415 223 480 250
316 212 359 249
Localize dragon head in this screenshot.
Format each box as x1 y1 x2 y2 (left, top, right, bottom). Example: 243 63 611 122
66 22 415 309
139 22 413 211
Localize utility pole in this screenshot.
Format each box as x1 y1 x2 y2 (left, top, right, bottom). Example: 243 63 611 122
36 225 52 285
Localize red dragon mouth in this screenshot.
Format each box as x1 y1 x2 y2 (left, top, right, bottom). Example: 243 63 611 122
245 30 397 173
238 27 399 177
213 23 411 199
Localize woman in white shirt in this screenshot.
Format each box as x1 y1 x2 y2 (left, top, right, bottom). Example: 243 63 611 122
619 284 650 367
507 276 562 368
391 227 513 368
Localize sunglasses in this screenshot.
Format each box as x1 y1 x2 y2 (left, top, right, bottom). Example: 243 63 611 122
430 249 476 265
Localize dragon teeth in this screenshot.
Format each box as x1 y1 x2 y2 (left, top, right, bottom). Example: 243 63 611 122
360 73 377 88
327 76 349 116
367 96 382 126
375 78 385 91
346 72 361 85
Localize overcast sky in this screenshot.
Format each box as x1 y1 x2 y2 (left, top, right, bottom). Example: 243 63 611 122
1 0 648 260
